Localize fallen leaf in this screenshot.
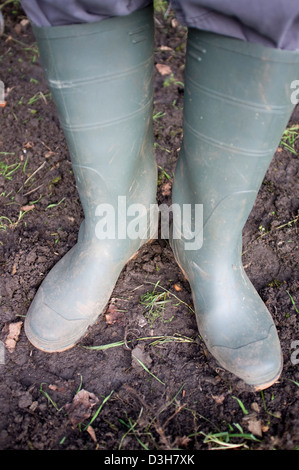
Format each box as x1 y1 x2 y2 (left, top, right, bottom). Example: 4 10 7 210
23 141 34 149
65 389 99 427
159 45 173 51
49 384 58 391
20 18 30 28
156 63 172 76
5 321 22 353
251 402 260 413
161 180 172 197
44 150 56 158
86 425 97 443
21 204 34 212
48 383 68 393
211 394 226 405
247 418 263 437
105 304 123 325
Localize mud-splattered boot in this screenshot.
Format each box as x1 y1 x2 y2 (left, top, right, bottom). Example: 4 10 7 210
171 29 299 389
25 6 157 352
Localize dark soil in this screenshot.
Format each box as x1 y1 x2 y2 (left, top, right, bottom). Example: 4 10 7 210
0 5 298 452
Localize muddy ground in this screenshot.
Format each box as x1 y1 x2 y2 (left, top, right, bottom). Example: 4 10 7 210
0 4 298 452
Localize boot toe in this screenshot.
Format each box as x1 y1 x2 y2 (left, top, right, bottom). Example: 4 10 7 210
24 291 90 353
210 325 283 390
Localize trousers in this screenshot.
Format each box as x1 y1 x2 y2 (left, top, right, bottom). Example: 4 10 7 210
20 0 299 51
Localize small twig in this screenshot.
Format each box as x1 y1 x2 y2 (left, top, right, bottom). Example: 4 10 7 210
23 183 44 197
23 161 46 186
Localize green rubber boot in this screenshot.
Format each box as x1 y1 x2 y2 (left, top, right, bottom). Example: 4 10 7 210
24 6 157 352
171 30 299 390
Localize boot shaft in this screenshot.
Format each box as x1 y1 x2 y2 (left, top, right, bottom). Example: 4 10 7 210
182 29 299 195
173 30 299 248
32 7 157 238
32 6 154 131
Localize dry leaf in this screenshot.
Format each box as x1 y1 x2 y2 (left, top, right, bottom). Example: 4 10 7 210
156 63 172 76
105 304 123 325
251 402 260 413
5 321 22 352
23 141 34 149
20 18 30 28
49 384 58 391
159 45 173 51
247 418 263 437
48 383 67 393
44 150 56 158
174 283 182 292
211 394 226 405
21 204 34 212
86 425 97 443
65 389 99 427
161 180 172 197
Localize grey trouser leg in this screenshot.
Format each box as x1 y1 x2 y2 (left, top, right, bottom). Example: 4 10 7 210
172 0 299 51
21 0 299 50
20 0 152 27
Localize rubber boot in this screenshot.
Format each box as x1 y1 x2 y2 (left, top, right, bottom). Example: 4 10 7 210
171 29 299 390
24 6 157 352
